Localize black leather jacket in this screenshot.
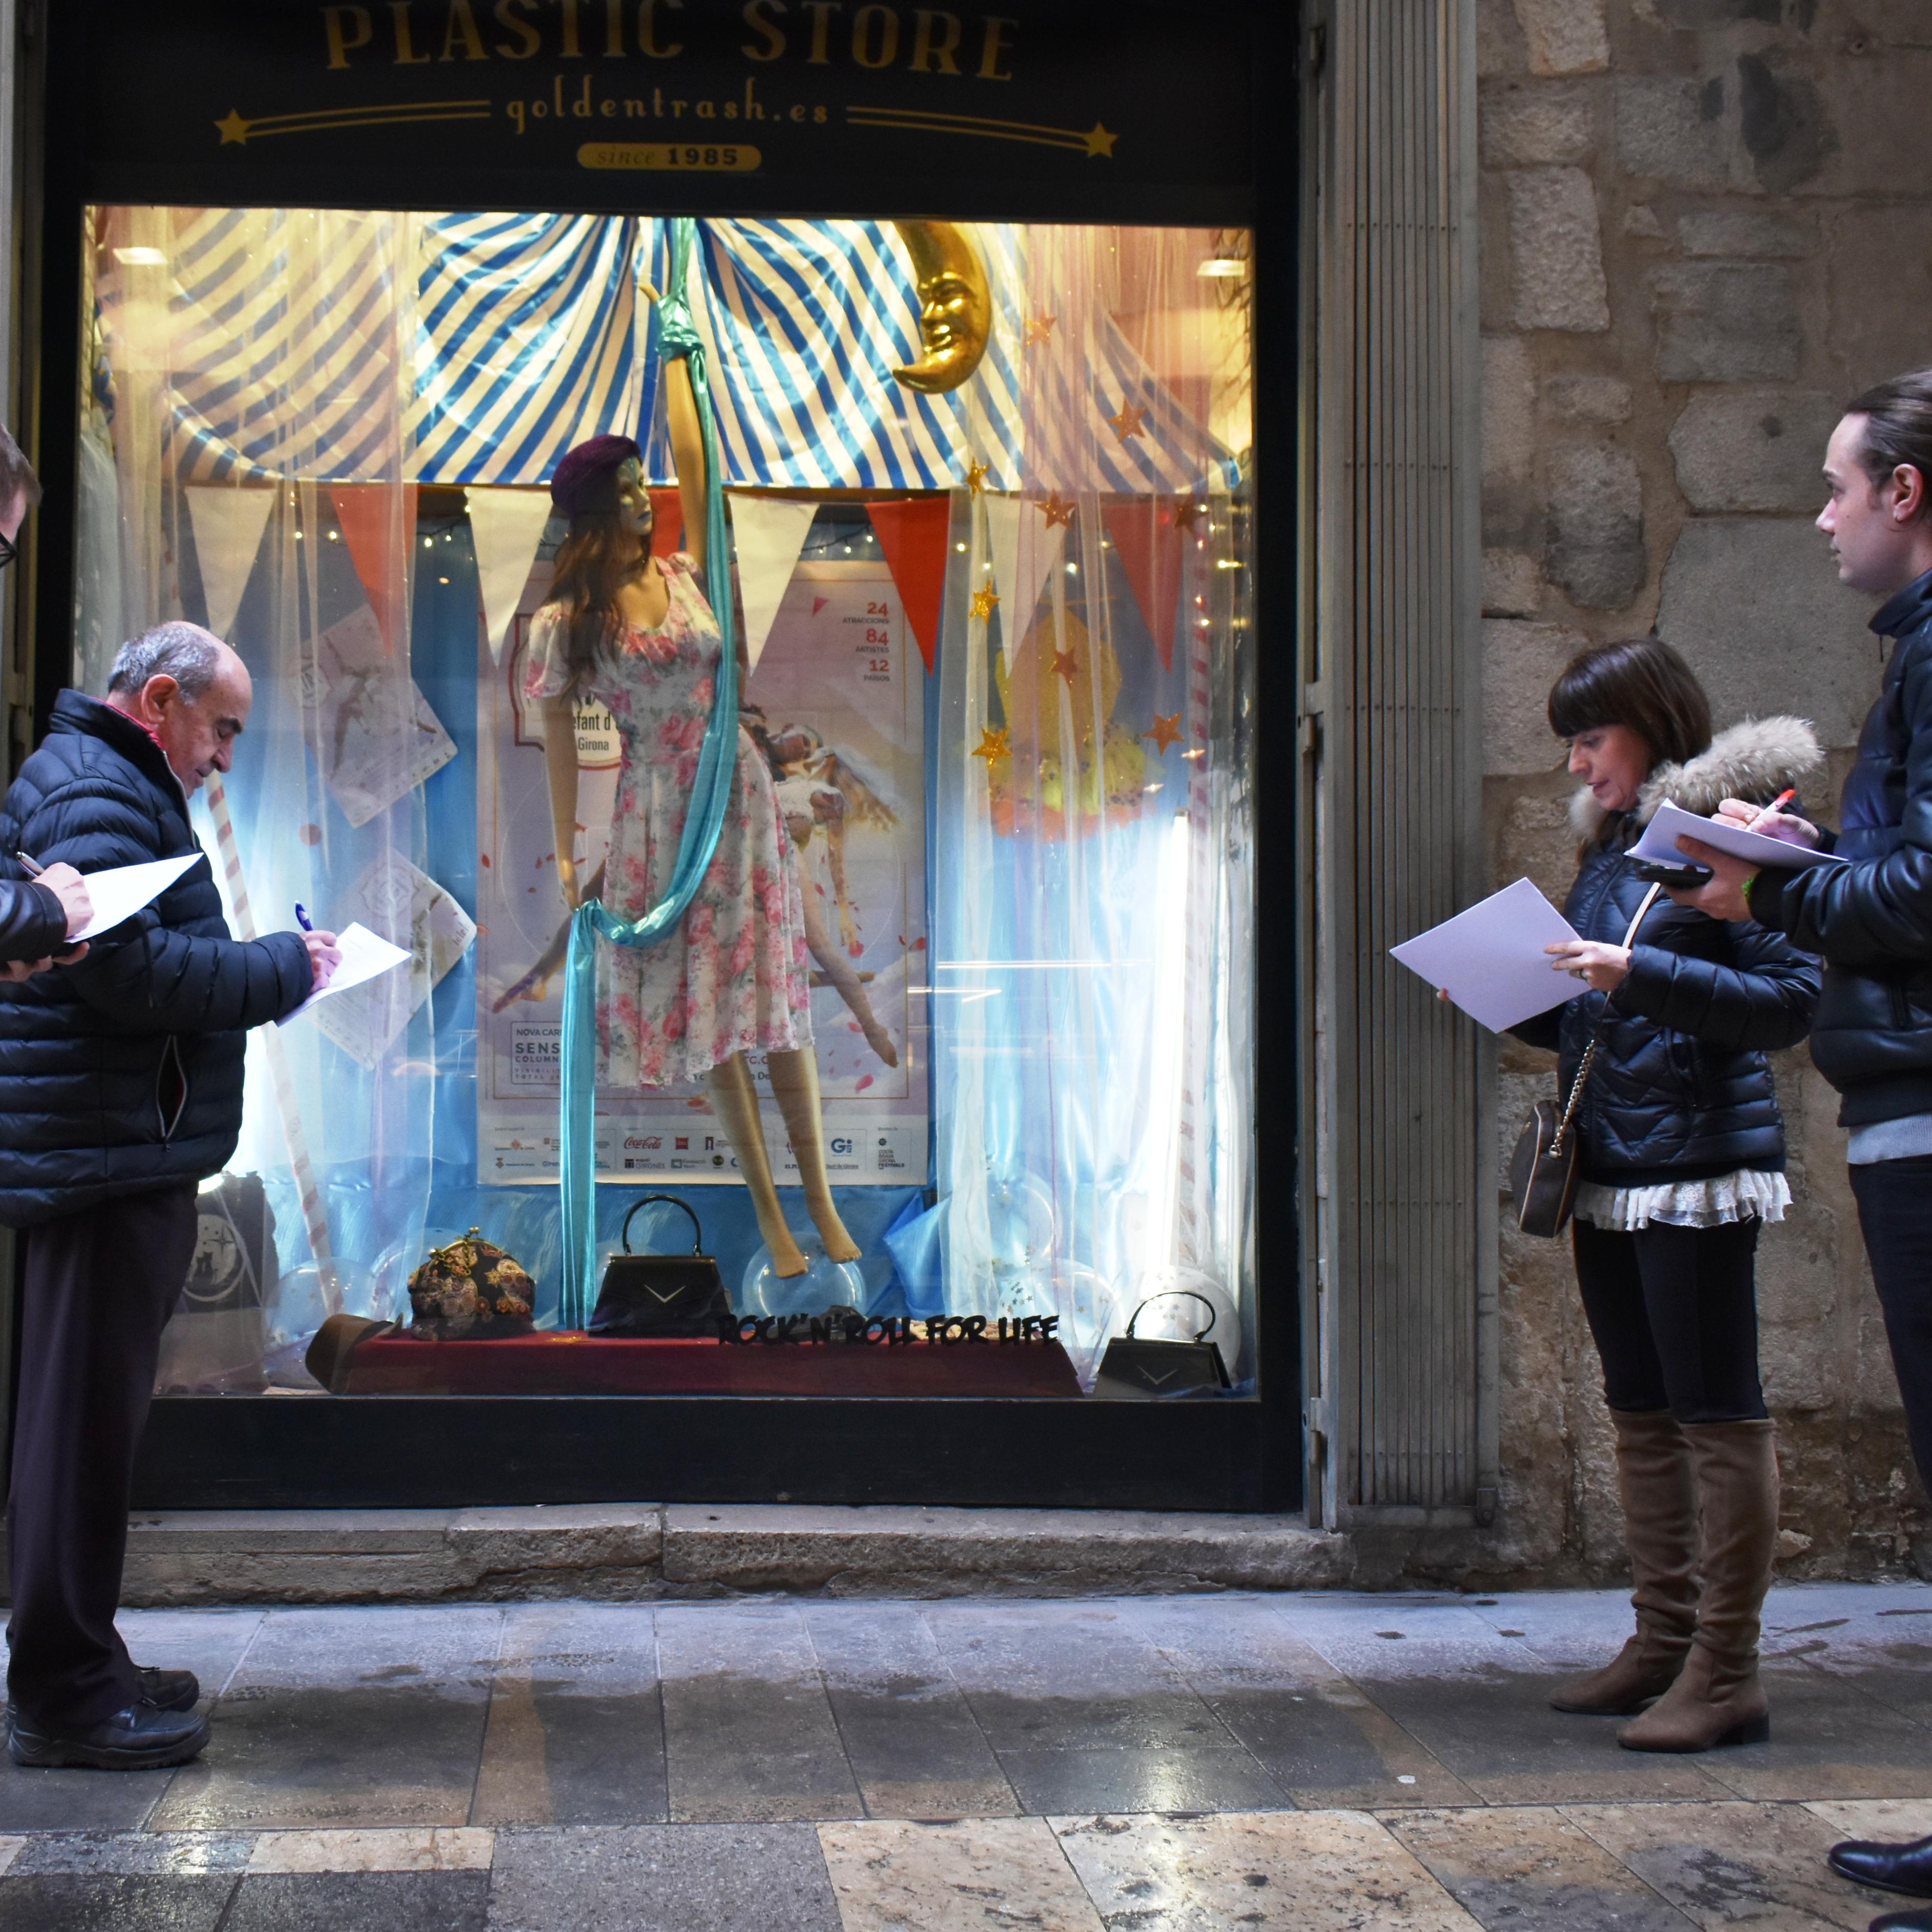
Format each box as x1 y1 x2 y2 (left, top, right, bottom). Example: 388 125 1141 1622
1750 571 1932 1126
1516 822 1820 1187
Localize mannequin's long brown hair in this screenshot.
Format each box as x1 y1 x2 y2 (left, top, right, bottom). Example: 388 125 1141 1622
547 466 653 685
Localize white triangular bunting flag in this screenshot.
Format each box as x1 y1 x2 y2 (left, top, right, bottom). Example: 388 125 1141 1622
728 493 819 671
983 492 1065 668
185 487 275 642
466 487 556 664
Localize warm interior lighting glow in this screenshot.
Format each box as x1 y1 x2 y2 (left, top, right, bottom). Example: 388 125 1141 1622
1196 257 1246 278
113 247 167 266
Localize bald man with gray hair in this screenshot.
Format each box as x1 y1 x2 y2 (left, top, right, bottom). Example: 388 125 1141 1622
0 628 337 1770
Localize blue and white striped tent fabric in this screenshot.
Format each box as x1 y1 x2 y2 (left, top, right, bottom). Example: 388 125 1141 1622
414 212 647 484
103 213 1229 492
108 207 412 484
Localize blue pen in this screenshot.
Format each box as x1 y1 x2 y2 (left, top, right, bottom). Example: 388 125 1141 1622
294 904 313 933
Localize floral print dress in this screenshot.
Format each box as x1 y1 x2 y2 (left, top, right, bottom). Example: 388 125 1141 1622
524 553 812 1087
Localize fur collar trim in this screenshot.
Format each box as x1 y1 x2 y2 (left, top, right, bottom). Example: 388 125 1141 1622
1568 715 1824 841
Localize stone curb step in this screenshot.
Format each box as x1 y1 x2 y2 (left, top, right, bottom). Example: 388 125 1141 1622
108 1505 1356 1605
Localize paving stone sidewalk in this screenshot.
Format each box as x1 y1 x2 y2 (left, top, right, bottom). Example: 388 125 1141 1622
2 1581 1930 1927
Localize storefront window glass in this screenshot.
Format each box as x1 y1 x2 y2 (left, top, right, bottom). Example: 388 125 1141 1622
79 206 1255 1402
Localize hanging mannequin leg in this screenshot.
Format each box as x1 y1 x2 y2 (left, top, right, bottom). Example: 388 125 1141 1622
765 1046 862 1263
704 1053 809 1277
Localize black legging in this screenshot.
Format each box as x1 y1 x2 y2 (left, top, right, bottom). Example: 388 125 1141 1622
1571 1216 1768 1424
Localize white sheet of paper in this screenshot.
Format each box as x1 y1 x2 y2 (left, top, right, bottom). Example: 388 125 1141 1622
68 854 202 940
1390 877 1583 1033
1626 799 1847 872
278 921 412 1025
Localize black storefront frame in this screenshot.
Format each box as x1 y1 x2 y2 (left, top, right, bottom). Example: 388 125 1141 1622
17 0 1301 1514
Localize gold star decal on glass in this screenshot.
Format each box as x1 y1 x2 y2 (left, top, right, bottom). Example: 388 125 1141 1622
971 725 1011 764
1024 314 1058 349
970 581 1000 622
1108 400 1147 443
964 457 990 495
1052 650 1079 684
216 109 251 145
1038 491 1075 528
1144 712 1184 754
1083 124 1119 158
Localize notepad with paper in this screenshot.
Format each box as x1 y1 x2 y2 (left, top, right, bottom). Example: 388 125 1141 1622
1389 877 1583 1033
277 922 412 1025
66 854 202 940
1625 800 1847 872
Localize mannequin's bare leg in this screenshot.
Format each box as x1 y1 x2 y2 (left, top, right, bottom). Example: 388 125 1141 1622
705 1053 809 1277
765 1046 862 1262
796 872 898 1067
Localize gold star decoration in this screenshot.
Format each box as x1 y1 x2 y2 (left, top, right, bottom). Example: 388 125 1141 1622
1051 650 1079 685
963 456 990 495
1024 314 1058 349
1173 498 1206 532
1144 712 1184 754
971 725 1011 764
969 580 1000 622
1108 400 1147 443
1083 123 1119 158
216 109 251 145
1038 491 1075 528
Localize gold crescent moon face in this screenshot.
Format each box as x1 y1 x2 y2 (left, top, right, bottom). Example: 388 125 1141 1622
891 220 991 395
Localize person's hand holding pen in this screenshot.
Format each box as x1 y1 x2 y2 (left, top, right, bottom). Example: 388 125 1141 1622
1668 787 1815 919
294 904 342 993
13 850 91 977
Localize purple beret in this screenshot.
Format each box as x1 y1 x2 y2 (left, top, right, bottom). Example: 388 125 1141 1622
549 434 641 519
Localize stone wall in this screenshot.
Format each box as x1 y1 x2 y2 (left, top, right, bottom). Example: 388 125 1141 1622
1476 0 1931 1582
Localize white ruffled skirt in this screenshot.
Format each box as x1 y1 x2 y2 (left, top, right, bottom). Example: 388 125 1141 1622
1572 1168 1791 1232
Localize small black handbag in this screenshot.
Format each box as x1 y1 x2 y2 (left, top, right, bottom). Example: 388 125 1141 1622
1093 1291 1232 1399
1508 883 1661 1240
589 1196 734 1338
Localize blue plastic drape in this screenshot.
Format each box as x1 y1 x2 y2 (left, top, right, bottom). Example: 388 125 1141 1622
556 218 738 1327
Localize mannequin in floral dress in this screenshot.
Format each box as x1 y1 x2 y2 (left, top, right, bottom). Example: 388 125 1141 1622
526 356 859 1279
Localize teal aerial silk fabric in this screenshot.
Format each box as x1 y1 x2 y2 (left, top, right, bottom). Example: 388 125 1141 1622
556 218 738 1328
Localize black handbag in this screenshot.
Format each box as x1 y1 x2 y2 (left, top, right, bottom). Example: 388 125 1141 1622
1093 1290 1232 1399
589 1196 734 1338
1509 883 1660 1240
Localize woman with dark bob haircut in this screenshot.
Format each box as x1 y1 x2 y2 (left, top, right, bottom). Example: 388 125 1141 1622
1515 636 1820 1753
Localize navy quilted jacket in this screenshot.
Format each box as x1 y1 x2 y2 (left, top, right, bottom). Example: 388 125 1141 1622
1749 571 1932 1125
1515 832 1818 1185
0 690 312 1226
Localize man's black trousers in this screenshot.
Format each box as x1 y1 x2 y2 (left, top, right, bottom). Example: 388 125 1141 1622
1852 1154 1932 1495
7 1186 196 1726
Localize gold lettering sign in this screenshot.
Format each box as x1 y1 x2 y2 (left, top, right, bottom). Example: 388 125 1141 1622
577 140 761 169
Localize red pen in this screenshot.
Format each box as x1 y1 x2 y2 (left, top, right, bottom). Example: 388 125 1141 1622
1746 788 1796 832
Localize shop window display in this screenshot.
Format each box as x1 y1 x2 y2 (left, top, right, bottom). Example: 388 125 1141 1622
78 206 1255 1401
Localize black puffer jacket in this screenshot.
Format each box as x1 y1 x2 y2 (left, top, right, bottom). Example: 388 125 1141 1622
1515 720 1822 1186
0 691 313 1227
1749 571 1932 1126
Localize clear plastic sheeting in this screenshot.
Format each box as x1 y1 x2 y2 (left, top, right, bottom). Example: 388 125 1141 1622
926 224 1255 1391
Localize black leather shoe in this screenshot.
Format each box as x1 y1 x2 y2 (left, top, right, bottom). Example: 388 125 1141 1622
1871 1910 1932 1930
1832 1836 1932 1900
136 1668 199 1712
7 1700 209 1770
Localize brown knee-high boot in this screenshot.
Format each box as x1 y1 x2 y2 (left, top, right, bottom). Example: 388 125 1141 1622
1550 1408 1698 1715
1618 1418 1778 1752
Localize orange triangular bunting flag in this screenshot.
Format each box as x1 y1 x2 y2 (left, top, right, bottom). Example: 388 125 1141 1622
649 489 685 557
1101 497 1185 672
866 496 951 676
329 485 418 657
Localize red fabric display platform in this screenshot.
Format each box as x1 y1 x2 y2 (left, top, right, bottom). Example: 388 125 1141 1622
340 1333 1083 1398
